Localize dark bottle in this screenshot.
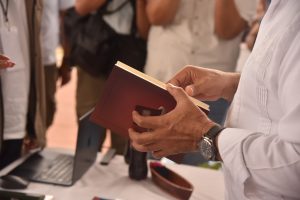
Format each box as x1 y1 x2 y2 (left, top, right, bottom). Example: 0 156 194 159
124 140 131 164
128 145 148 180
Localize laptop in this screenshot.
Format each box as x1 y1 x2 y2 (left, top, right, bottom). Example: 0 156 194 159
8 110 105 186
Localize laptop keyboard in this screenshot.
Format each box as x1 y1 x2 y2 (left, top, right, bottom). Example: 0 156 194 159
33 154 74 184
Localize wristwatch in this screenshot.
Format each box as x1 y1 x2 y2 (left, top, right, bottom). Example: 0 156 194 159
198 124 225 161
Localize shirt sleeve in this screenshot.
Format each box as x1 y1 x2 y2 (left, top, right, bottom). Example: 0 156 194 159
234 0 258 24
219 129 300 198
59 0 74 11
218 21 300 199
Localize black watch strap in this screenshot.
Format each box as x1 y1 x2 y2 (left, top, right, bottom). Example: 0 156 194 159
203 124 225 161
204 124 225 142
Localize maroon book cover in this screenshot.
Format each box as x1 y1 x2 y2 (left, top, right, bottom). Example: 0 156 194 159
90 61 209 138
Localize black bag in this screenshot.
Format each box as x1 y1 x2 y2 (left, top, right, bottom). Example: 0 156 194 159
64 0 146 77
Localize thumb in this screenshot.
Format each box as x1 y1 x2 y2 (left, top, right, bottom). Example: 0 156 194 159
185 80 207 97
185 85 195 96
166 83 189 103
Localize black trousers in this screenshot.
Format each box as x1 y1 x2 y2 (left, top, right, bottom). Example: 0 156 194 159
0 139 23 170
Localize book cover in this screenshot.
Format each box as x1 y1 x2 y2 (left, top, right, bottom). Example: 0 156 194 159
90 61 209 138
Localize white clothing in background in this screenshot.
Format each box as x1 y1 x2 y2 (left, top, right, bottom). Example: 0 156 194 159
220 0 300 199
0 0 30 140
103 0 133 35
145 0 256 82
41 0 74 66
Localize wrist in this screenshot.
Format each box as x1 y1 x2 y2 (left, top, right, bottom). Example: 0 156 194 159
198 124 225 161
201 120 216 137
222 72 240 102
193 120 215 151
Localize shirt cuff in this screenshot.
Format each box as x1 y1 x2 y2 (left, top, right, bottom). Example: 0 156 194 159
218 128 254 183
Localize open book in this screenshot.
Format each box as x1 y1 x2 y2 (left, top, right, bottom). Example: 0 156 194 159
90 61 209 138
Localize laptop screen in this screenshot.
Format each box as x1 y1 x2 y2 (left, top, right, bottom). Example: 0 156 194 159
72 110 105 183
7 109 105 186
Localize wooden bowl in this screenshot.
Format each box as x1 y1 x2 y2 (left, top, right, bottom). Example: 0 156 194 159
150 162 193 200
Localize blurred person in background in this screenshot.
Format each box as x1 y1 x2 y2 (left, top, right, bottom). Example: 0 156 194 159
41 0 74 129
142 0 256 165
75 0 150 154
0 0 46 169
245 0 271 51
143 0 257 126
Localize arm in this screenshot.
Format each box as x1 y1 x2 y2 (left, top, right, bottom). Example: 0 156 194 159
215 29 300 198
245 0 268 50
136 0 150 39
75 0 106 16
216 130 300 198
145 0 180 26
214 0 248 39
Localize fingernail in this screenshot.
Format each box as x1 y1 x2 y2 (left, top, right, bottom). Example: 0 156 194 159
186 85 194 96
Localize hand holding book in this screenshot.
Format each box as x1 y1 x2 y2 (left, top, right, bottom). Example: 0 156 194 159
90 61 209 139
128 83 215 159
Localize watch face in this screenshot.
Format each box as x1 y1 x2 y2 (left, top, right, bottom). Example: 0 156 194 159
199 138 214 160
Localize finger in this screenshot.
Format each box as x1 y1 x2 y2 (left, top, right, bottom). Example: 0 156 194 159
132 110 165 130
185 85 195 96
128 128 157 146
8 61 15 67
167 67 191 87
0 54 10 61
152 150 167 159
168 77 182 87
193 93 220 101
184 80 216 99
166 83 189 104
0 60 14 68
184 77 207 95
131 142 148 152
142 142 162 152
131 141 162 153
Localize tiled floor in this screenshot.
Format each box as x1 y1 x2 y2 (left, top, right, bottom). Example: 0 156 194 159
46 67 111 152
46 68 78 150
47 48 111 152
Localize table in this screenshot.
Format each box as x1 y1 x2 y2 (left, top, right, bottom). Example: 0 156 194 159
15 151 225 200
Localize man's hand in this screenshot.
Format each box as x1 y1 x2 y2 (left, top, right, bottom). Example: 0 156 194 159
129 84 215 158
22 137 41 155
0 54 15 69
168 65 240 102
58 57 72 87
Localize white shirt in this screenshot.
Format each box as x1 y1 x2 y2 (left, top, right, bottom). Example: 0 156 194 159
220 0 300 199
0 0 30 140
41 0 74 66
144 0 256 82
103 0 133 34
